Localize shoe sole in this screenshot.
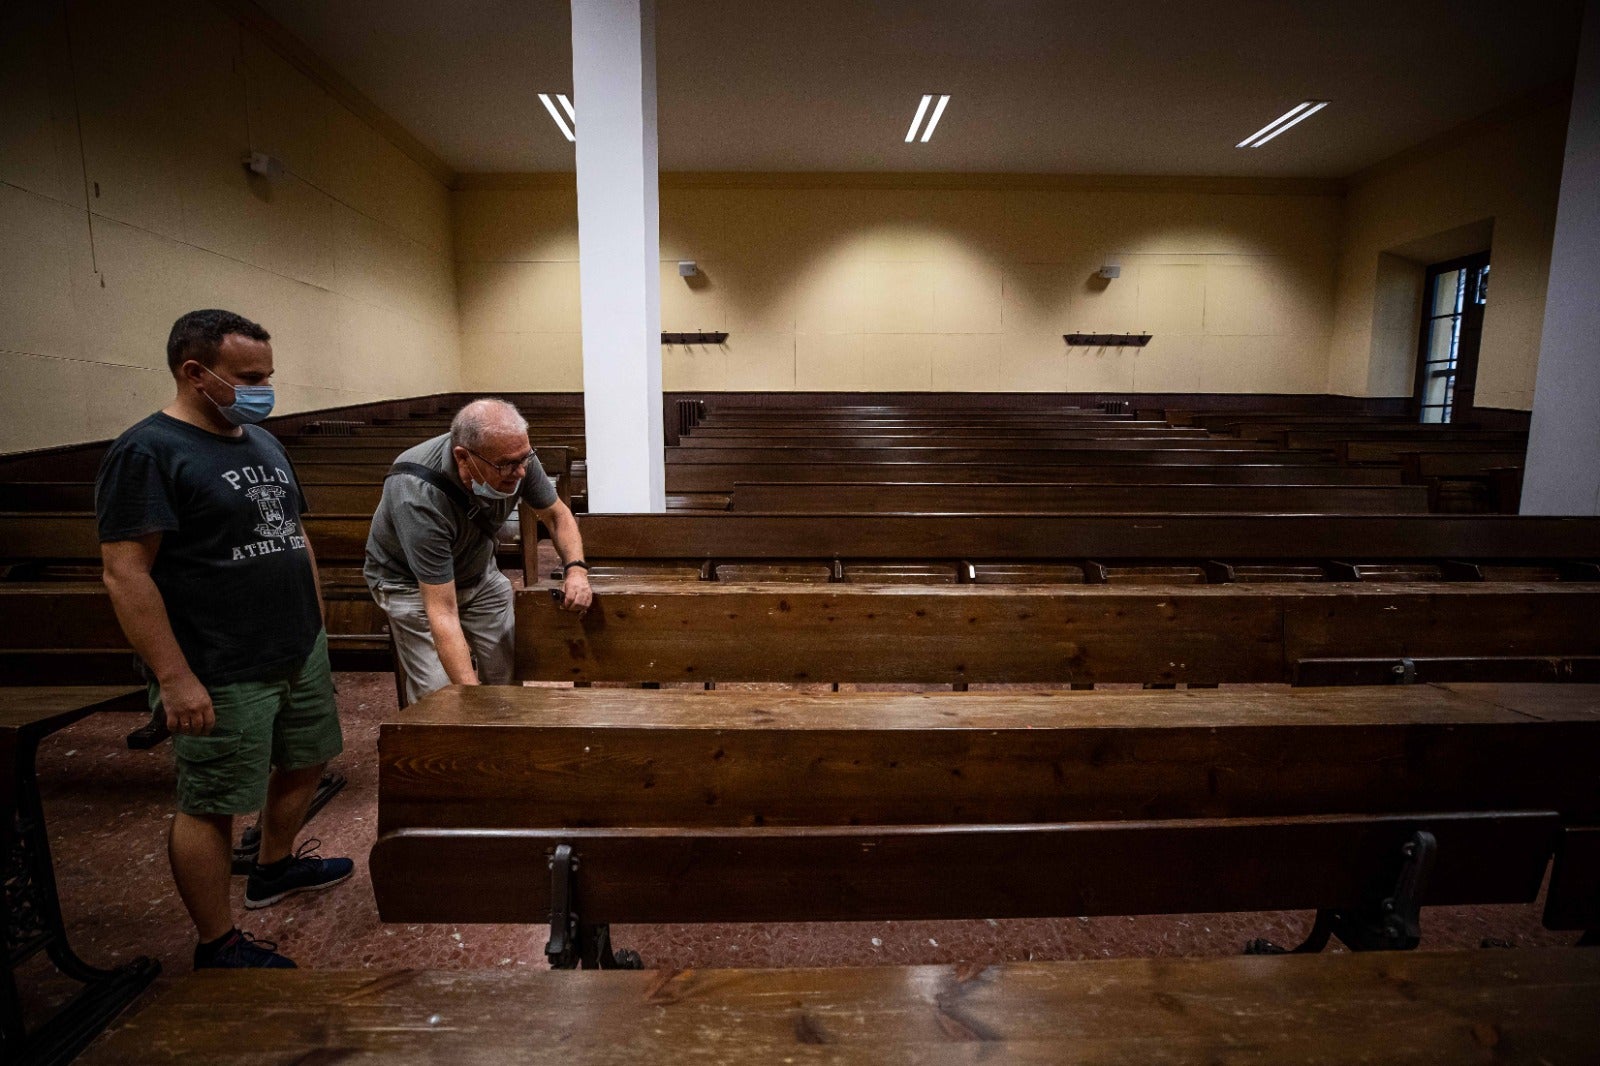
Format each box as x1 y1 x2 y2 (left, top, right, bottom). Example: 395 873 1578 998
244 867 353 910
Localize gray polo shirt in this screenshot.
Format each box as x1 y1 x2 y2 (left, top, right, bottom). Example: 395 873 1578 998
363 433 558 590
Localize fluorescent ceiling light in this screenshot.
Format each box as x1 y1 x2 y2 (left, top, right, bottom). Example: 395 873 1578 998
905 93 950 143
905 95 933 143
539 92 575 142
1237 101 1328 148
920 94 950 142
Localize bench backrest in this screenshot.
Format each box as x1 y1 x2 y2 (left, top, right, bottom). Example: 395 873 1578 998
543 513 1600 567
726 482 1430 514
370 684 1596 926
666 463 1404 493
510 582 1600 686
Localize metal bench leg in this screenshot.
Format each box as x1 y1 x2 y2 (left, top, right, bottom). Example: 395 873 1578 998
5 736 159 1066
1246 830 1435 955
544 844 643 971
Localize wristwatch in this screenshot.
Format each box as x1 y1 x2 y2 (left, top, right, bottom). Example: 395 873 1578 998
562 560 590 574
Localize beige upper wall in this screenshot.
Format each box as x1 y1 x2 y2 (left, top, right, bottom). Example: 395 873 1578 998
455 177 1343 395
0 0 460 454
1326 92 1569 409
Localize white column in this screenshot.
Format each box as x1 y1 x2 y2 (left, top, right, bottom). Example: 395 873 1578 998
572 0 665 513
1523 0 1600 515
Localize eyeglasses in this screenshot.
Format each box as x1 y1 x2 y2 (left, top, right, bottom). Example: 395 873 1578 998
467 447 533 477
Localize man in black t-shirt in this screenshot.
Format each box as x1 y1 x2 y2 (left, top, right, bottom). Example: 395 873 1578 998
97 309 352 970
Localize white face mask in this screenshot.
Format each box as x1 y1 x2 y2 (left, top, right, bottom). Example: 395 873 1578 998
467 453 521 500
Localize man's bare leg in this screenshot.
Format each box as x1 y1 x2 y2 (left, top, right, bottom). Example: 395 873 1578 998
257 763 325 865
169 811 233 942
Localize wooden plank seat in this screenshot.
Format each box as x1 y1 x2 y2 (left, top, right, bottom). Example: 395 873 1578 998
1282 428 1526 451
294 443 570 477
1181 412 1414 432
1406 452 1525 480
679 428 1217 445
551 513 1600 574
511 581 1600 687
0 482 391 513
289 435 588 459
667 447 1334 467
667 462 1405 493
369 684 1600 961
0 512 531 576
0 513 375 567
0 580 392 683
292 464 578 510
1 461 1385 512
726 482 1431 514
75 950 1600 1064
1343 440 1534 464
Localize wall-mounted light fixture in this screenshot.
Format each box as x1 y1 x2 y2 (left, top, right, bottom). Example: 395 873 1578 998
1065 333 1151 347
662 331 728 345
242 151 284 178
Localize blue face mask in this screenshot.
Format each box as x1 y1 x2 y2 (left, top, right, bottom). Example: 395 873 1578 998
200 365 275 425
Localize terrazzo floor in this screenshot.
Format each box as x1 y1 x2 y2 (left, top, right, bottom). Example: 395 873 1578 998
21 664 1578 1032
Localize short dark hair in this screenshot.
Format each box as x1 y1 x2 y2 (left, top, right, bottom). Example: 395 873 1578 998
166 309 270 372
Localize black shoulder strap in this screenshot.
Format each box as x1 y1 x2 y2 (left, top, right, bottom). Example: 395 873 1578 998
386 462 501 540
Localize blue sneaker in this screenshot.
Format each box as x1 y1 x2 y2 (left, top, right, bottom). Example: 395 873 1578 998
195 928 297 969
244 838 354 909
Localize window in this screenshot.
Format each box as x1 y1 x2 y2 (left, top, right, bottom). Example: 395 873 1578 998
1416 254 1489 424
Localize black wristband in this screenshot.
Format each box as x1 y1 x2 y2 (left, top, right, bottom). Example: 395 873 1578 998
562 560 589 573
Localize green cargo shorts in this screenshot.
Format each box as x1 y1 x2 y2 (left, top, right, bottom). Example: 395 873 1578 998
151 630 343 816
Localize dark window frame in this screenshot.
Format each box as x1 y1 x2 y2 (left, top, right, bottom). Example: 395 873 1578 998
1414 251 1490 424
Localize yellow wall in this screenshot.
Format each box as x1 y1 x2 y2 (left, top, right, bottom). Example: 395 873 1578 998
455 177 1343 394
1327 93 1569 409
0 0 459 453
3 0 1571 443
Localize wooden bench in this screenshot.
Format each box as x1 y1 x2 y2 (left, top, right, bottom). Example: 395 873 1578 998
666 462 1405 493
679 428 1216 444
726 482 1431 514
669 445 1288 467
0 514 392 678
0 465 1410 510
77 950 1600 1063
0 482 392 513
535 513 1600 583
0 513 373 568
370 684 1600 964
1344 440 1532 464
2 687 160 1064
511 581 1600 687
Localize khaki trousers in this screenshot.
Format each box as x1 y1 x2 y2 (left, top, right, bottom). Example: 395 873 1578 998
370 565 516 706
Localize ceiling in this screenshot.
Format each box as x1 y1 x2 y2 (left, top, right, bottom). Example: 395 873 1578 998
253 0 1584 178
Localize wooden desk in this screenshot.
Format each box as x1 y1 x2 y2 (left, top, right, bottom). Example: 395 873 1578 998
1 687 159 1066
77 950 1600 1064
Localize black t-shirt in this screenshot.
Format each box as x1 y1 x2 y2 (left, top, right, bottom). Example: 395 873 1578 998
94 413 322 686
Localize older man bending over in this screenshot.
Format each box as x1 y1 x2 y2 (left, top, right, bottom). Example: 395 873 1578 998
365 398 591 704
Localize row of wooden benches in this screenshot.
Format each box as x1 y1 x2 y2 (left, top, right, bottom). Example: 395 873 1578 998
6 512 1598 685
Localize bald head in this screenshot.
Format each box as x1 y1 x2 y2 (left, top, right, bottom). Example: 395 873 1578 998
450 398 528 454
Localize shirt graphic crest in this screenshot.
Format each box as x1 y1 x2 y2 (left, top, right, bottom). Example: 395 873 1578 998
247 483 296 538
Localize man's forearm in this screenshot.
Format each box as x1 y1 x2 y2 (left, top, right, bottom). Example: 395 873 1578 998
548 508 586 567
103 571 196 684
423 603 479 684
